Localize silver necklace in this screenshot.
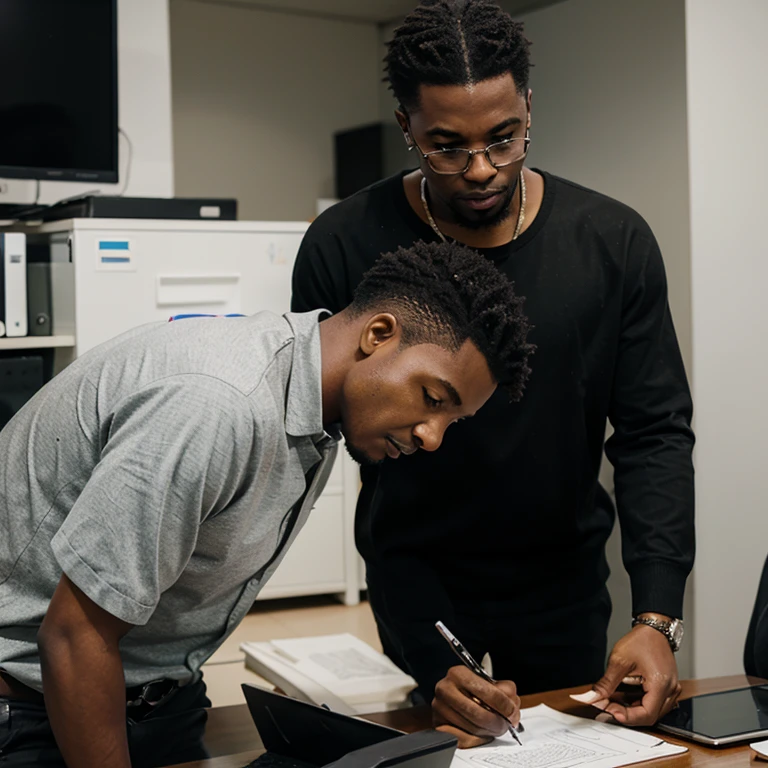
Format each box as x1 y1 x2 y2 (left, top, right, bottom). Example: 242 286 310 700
420 170 527 243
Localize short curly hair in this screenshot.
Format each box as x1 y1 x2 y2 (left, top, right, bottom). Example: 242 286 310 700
384 0 532 112
348 240 534 400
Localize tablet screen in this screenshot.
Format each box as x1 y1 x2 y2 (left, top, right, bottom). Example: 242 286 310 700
659 685 768 739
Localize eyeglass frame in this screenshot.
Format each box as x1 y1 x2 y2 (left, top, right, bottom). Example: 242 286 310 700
407 130 531 176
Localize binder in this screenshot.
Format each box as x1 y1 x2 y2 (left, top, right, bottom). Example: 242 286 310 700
1 233 28 337
26 262 52 336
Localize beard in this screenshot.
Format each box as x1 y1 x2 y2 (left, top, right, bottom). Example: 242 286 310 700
344 439 383 467
447 180 518 231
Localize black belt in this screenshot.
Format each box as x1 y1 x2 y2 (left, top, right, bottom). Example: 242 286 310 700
126 679 179 721
0 672 179 720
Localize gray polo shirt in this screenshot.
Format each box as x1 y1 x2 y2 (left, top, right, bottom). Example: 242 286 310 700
0 310 338 691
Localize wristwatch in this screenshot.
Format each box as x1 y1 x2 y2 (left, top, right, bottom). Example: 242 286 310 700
632 615 684 652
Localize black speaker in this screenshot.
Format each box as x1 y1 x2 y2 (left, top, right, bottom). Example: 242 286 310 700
334 122 414 199
27 262 52 336
0 355 44 432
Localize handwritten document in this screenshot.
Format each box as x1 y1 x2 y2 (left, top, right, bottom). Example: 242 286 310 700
451 705 687 768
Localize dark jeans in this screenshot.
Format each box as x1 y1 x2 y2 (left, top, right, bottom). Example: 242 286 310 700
0 678 211 767
370 584 612 702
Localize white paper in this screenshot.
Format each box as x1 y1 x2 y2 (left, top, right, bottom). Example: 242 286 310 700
451 704 687 768
751 738 768 759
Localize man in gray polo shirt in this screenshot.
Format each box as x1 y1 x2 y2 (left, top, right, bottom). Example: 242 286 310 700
0 240 533 768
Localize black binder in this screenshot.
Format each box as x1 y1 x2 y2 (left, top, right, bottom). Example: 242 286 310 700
26 262 52 336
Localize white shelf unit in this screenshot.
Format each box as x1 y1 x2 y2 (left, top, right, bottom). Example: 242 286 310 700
0 335 75 351
9 217 362 606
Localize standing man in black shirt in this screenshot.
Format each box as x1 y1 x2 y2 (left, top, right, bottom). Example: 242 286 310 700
292 0 693 748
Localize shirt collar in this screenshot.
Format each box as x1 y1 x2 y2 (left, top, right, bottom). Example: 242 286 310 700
283 309 333 440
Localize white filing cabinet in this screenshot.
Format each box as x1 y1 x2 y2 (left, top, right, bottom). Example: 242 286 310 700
4 217 362 605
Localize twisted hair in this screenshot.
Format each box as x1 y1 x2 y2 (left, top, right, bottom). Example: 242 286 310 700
349 240 534 400
384 0 531 112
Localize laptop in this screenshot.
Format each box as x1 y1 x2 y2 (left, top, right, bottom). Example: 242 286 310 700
657 684 768 746
241 684 457 768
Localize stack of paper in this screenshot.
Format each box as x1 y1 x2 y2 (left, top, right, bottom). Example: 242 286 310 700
451 704 688 768
240 633 417 715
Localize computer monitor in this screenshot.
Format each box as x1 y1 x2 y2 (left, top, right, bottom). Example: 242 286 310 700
0 0 119 184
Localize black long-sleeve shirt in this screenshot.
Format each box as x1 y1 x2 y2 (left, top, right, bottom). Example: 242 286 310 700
292 170 695 690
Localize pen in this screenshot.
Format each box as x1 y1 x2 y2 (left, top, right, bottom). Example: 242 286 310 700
435 620 523 746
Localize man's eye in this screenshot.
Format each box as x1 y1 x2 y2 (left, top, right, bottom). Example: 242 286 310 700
423 388 441 408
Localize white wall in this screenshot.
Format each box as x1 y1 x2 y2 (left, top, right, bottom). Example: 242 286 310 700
517 0 693 675
686 0 768 677
0 0 175 205
170 0 381 221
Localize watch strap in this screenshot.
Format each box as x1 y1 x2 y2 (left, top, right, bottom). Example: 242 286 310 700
632 616 681 651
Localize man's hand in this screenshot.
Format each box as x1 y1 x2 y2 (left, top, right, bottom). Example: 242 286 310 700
432 665 521 749
573 619 681 726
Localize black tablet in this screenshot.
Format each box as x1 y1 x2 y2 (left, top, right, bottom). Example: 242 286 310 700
657 684 768 746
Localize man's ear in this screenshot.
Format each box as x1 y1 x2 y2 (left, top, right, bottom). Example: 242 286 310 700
359 313 400 356
395 110 412 146
526 89 532 128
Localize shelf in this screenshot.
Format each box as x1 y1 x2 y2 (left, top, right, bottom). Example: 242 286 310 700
0 335 75 351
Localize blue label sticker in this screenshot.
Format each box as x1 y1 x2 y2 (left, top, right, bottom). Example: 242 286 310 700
96 239 133 271
98 240 130 251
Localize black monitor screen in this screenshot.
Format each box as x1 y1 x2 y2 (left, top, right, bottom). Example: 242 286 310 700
0 0 118 182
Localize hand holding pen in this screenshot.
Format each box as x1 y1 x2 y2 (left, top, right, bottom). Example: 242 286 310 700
432 620 523 749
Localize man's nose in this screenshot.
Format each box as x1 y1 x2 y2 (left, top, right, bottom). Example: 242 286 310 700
463 151 497 184
413 419 447 452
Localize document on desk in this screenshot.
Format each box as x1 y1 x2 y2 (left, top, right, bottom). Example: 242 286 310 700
451 704 687 768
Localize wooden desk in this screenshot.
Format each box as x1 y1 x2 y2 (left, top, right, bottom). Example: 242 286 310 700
173 675 766 768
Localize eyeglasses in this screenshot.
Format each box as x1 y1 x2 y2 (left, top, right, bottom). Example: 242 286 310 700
409 135 531 175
